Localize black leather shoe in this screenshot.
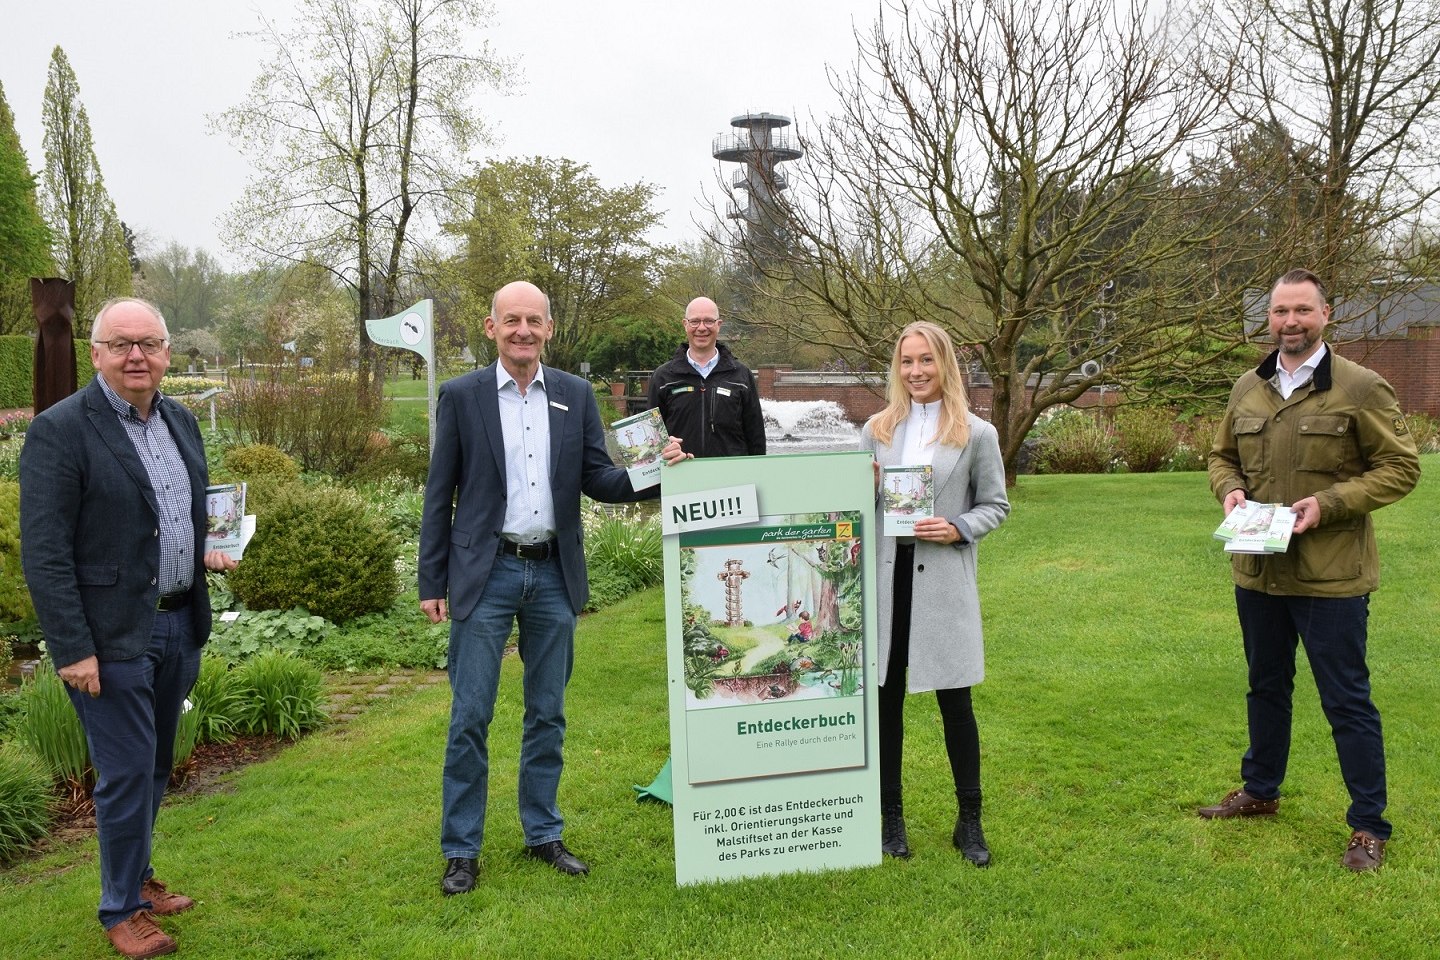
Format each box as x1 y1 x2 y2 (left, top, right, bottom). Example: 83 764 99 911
441 857 477 895
525 840 589 876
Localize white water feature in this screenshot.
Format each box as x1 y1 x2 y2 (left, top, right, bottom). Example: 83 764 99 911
761 399 860 453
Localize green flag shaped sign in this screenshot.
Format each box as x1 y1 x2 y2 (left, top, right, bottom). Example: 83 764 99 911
366 299 433 368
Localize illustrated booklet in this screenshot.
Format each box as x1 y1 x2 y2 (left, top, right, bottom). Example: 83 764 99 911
881 464 933 536
205 483 255 561
610 407 670 490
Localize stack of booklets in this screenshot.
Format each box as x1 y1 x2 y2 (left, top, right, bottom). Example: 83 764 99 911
1213 500 1297 554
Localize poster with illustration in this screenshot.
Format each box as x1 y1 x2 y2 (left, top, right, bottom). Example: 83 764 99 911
610 407 670 490
663 452 879 885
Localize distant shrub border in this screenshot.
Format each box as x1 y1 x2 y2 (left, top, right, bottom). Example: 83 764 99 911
0 337 89 408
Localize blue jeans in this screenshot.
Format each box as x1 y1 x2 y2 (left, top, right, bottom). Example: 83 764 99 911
1235 588 1388 838
441 551 576 858
66 610 201 929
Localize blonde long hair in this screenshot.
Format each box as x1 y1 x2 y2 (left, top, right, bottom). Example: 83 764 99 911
866 322 971 449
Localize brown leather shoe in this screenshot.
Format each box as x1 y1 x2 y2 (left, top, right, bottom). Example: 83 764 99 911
1197 788 1278 819
141 878 195 916
1342 830 1385 872
104 910 176 959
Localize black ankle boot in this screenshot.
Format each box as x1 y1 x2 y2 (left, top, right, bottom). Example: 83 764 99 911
881 794 911 859
954 789 990 867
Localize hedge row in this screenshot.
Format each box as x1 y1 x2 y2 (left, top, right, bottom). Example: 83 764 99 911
0 337 91 409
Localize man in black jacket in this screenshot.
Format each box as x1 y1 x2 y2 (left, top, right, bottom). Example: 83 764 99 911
646 296 766 458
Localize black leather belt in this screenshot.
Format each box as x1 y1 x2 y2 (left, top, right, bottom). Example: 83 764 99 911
499 539 556 561
157 591 191 612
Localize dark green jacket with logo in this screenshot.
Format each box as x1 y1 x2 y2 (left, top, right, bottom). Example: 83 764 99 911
1208 347 1419 597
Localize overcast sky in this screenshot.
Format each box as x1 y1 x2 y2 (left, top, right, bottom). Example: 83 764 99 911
4 0 881 268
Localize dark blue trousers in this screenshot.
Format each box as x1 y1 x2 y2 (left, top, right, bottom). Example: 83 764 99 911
1235 587 1388 838
66 610 201 929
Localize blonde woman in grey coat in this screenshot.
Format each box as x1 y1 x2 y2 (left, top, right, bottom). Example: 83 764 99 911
860 322 1010 865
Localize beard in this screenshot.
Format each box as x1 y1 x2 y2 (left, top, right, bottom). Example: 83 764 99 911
1275 328 1319 356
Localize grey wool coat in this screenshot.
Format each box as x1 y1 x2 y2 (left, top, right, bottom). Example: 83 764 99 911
861 411 1010 692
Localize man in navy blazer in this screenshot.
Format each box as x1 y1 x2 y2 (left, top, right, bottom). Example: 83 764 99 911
20 298 236 959
420 281 684 895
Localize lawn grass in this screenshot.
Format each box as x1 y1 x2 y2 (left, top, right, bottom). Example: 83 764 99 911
3 461 1436 959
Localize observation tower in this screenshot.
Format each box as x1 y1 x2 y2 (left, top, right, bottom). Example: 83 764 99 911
712 113 803 253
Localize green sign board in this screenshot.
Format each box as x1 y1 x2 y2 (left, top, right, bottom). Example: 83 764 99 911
661 452 880 885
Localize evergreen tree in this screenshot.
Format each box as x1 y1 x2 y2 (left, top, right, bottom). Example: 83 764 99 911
39 46 132 324
0 78 53 334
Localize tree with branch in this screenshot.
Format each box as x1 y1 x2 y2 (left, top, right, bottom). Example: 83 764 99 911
0 79 52 334
447 156 668 372
716 0 1273 481
216 0 509 396
38 47 132 323
1197 0 1440 305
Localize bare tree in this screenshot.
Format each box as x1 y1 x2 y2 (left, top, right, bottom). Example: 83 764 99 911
1201 0 1440 302
216 0 510 396
717 0 1256 481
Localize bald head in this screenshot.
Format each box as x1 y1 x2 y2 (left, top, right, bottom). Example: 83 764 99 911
491 281 551 322
485 281 554 385
683 296 722 361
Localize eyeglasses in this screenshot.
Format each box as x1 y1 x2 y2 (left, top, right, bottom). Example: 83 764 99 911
684 318 719 328
94 337 169 357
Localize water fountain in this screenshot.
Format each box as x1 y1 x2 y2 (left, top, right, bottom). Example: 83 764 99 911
761 399 860 453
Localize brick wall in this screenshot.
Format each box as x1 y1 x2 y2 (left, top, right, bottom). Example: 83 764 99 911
1335 329 1440 418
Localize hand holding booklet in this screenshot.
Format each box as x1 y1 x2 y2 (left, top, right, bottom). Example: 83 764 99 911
1214 499 1297 554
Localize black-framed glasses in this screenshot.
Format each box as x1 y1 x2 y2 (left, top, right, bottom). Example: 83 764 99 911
94 337 169 357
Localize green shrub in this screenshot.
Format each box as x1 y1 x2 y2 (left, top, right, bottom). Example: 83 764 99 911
352 476 426 542
1114 407 1179 473
228 484 399 623
351 431 431 485
304 603 450 671
16 661 90 790
0 744 55 863
0 634 12 683
0 480 34 623
223 443 301 483
0 436 19 481
217 444 304 516
207 608 334 664
0 689 23 742
583 504 662 611
228 373 387 476
232 651 326 739
189 655 244 744
1034 409 1115 474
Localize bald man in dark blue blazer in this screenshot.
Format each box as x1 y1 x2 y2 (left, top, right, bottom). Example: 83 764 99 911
419 281 686 895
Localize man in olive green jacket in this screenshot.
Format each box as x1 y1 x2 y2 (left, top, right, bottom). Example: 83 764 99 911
1201 268 1419 872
